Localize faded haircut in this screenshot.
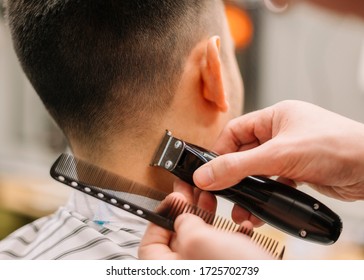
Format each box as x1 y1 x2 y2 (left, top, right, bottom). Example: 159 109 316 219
4 0 216 149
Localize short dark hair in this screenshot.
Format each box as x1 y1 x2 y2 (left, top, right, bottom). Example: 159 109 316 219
4 0 215 149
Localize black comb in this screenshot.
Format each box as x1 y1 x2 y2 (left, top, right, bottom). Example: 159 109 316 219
50 153 285 259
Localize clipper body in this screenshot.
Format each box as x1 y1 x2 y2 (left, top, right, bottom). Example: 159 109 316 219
151 131 343 245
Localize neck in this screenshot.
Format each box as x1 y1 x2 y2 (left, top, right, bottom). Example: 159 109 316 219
72 129 176 194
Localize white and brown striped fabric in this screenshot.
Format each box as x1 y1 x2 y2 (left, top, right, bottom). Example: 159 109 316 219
0 190 151 259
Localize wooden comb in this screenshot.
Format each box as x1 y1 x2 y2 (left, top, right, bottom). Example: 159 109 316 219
50 153 285 259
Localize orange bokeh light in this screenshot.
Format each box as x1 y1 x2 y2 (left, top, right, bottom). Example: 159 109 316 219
225 4 253 49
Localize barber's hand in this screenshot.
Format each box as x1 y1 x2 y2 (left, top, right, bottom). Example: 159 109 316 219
138 180 272 260
138 212 273 260
193 100 364 201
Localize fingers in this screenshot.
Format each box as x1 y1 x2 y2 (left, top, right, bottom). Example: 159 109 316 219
213 107 275 155
173 179 195 203
139 191 189 260
193 143 278 190
193 102 295 190
231 204 264 227
174 179 218 213
173 214 273 260
138 221 178 260
276 176 297 188
195 190 217 214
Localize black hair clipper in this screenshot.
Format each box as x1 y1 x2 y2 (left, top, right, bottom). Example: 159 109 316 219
151 130 343 245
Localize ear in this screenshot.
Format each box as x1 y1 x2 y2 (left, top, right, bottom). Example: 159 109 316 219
200 36 229 112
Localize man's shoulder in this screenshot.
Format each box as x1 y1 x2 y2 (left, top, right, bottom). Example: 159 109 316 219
0 207 141 260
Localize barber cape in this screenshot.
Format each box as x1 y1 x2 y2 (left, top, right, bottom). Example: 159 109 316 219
0 190 150 259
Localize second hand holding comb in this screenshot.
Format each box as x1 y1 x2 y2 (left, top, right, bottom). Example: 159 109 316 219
151 130 343 245
50 153 285 259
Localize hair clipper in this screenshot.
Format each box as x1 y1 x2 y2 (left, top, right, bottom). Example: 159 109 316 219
151 130 343 244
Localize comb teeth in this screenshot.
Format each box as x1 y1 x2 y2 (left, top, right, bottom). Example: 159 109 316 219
51 153 166 201
160 196 285 259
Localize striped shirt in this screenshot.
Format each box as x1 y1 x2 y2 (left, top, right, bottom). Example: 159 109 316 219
0 190 151 259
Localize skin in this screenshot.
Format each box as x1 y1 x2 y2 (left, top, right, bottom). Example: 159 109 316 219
194 100 364 201
71 1 244 195
140 0 364 260
193 0 364 203
139 180 273 260
138 2 269 260
139 213 273 260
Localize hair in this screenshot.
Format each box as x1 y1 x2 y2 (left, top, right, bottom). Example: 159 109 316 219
4 0 217 150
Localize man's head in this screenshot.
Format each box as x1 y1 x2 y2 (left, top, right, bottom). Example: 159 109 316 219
4 0 243 167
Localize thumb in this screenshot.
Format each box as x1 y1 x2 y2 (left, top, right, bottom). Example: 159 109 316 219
193 142 279 190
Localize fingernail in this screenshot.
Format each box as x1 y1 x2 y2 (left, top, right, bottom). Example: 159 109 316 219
194 166 214 188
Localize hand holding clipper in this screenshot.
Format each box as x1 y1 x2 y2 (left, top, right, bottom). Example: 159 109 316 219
151 130 343 245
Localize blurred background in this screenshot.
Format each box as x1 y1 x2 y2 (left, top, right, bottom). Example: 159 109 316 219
1 0 364 259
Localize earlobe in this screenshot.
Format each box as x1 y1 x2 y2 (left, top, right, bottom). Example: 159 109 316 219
201 36 229 112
